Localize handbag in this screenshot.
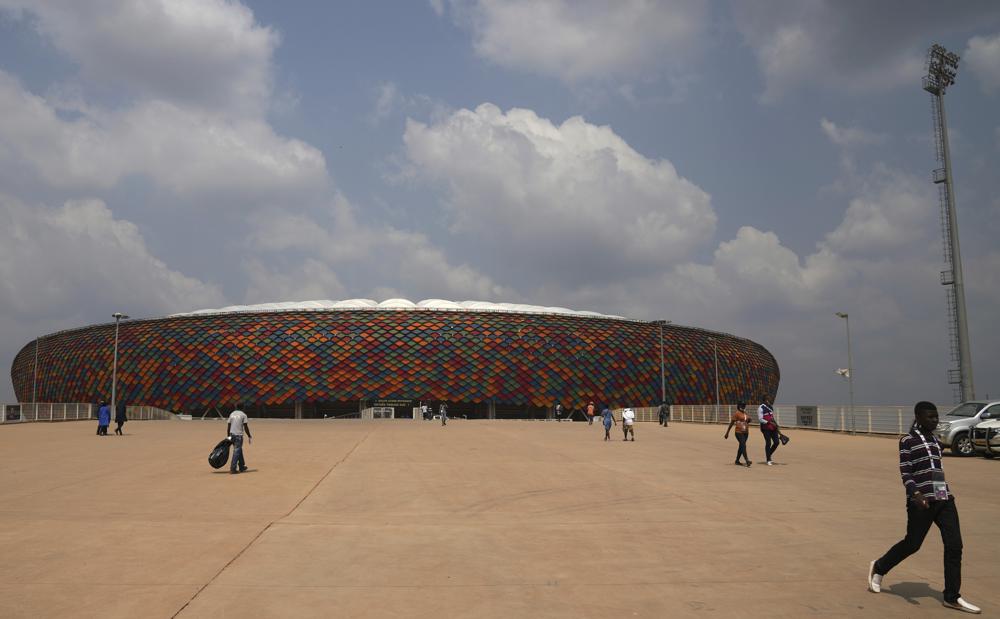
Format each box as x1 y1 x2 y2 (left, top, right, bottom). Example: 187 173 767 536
779 433 790 445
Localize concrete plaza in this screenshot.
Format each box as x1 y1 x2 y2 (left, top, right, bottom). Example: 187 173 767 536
0 418 996 618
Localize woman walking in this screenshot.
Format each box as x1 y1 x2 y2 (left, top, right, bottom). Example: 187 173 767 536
758 397 783 465
114 401 127 435
601 405 616 441
724 402 752 467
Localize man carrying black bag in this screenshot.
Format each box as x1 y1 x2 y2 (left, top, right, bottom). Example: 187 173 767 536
227 405 252 474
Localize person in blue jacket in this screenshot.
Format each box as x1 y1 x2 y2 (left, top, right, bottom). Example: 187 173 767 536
96 401 111 436
601 405 616 441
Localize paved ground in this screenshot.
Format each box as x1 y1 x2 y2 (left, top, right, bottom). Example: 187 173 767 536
0 419 996 618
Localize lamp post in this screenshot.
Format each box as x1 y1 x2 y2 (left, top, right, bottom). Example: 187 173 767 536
835 312 855 434
111 312 129 419
651 320 671 405
709 337 720 422
32 337 40 404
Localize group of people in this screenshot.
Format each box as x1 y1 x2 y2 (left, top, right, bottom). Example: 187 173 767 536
95 401 127 436
722 396 784 466
719 398 979 613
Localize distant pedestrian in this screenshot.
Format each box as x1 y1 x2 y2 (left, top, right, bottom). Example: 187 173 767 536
586 401 596 425
758 396 782 465
227 405 252 474
601 405 616 441
96 401 110 436
622 407 636 441
867 401 980 614
724 402 752 467
114 401 127 435
421 402 429 420
555 402 563 422
658 401 670 427
440 402 448 426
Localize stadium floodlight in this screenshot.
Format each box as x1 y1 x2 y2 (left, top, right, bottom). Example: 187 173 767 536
923 43 974 402
708 336 720 422
835 312 855 435
111 312 129 420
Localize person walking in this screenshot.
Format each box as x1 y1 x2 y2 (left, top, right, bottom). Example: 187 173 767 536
114 401 127 435
621 407 636 441
96 401 110 436
758 396 782 465
227 405 252 474
601 405 616 441
586 401 596 426
439 402 448 426
867 401 980 613
658 401 670 427
724 401 752 467
555 402 563 422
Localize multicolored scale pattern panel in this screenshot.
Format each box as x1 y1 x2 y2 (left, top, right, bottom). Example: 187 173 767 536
11 311 779 412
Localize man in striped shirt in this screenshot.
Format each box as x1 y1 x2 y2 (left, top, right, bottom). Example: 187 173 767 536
867 401 980 614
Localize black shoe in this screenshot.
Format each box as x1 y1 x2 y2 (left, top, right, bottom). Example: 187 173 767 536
239 467 248 472
230 470 239 474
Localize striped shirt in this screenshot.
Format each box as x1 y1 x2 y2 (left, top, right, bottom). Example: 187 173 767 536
898 428 952 501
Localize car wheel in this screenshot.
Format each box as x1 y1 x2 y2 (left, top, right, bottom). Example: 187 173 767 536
984 451 995 459
952 433 974 456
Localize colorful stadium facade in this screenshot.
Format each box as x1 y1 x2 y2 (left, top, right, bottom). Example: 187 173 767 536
10 299 779 418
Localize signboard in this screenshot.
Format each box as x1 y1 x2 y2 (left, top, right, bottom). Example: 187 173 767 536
796 405 817 427
4 405 22 423
372 406 394 419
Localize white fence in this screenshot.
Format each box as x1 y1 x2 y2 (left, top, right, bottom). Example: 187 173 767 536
661 404 912 435
1 403 177 424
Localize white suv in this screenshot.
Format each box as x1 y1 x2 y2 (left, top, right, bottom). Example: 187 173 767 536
971 410 1000 458
935 401 1000 456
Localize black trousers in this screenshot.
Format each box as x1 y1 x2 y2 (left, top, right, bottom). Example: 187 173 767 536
734 432 749 463
115 421 125 435
761 427 780 461
874 497 963 603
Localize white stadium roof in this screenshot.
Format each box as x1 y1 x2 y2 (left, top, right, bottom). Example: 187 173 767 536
170 299 625 320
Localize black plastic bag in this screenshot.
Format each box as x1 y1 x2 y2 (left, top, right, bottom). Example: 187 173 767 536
208 437 232 469
779 433 790 446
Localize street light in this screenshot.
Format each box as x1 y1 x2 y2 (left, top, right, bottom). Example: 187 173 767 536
32 337 40 404
835 312 855 434
651 320 672 405
709 337 720 422
111 312 129 419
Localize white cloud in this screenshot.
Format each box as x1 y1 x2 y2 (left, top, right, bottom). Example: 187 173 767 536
246 194 510 303
441 0 708 83
0 195 225 321
964 33 1000 94
732 1 1000 102
0 71 327 199
823 165 933 255
820 118 887 148
0 0 278 115
403 103 715 284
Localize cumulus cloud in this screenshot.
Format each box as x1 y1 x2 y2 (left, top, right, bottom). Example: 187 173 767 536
439 0 708 83
0 195 225 321
964 33 1000 94
0 70 327 200
820 118 887 148
732 1 1000 102
0 0 278 115
823 165 934 255
403 103 716 284
246 194 510 303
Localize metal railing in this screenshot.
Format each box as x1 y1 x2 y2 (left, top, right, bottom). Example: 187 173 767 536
664 404 913 435
1 403 177 424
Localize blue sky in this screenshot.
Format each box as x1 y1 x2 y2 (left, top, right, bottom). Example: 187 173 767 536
1 0 999 405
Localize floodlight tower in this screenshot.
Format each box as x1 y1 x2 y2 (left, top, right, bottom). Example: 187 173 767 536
923 43 974 403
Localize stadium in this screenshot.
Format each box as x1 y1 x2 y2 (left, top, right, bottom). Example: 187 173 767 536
10 299 779 419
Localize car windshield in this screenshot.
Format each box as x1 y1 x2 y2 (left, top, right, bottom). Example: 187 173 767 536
945 402 985 418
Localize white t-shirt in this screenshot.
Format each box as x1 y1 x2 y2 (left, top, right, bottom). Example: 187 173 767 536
622 409 635 425
228 410 248 436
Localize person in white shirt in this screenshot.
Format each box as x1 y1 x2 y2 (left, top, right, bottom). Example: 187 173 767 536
227 406 253 474
621 407 636 441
